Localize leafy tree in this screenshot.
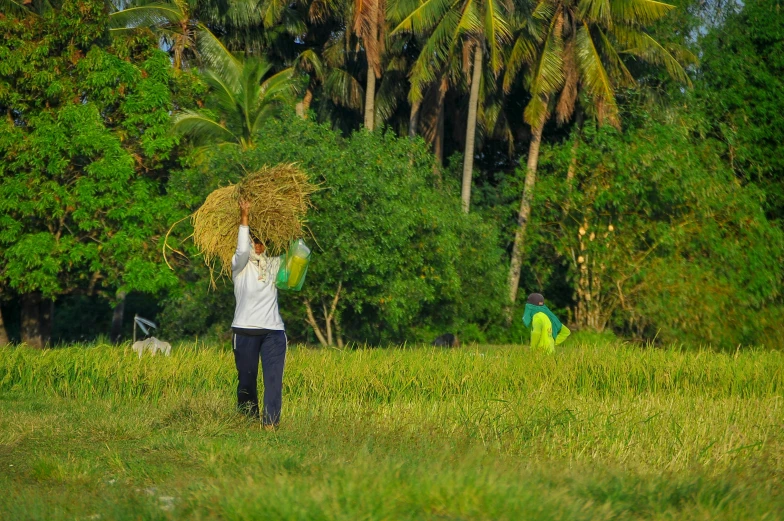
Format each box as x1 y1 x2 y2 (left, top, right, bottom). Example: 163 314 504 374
164 112 508 344
0 0 197 346
699 0 784 222
530 110 784 347
297 0 381 132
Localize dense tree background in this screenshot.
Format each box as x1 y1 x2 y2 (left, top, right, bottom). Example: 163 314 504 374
698 0 784 222
163 114 509 345
0 1 203 346
0 0 781 348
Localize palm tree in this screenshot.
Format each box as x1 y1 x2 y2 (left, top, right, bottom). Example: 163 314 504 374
0 0 51 17
293 50 326 118
107 0 239 74
387 2 450 164
354 0 387 130
504 0 693 305
173 56 299 150
373 32 425 136
281 0 387 131
391 0 511 211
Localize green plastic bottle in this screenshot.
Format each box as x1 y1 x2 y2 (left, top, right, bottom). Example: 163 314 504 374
276 239 311 291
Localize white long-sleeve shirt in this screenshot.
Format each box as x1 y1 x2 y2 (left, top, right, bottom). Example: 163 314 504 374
231 225 285 330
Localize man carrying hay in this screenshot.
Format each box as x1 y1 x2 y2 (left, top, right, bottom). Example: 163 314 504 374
231 199 287 428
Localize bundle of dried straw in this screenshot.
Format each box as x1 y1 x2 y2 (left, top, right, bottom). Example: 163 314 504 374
191 164 317 278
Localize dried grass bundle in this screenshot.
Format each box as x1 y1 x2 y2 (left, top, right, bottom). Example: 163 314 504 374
191 164 316 278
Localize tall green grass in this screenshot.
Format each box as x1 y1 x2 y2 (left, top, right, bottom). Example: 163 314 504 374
2 341 781 401
1 341 782 520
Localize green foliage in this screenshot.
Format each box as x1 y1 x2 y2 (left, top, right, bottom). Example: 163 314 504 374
531 110 784 347
173 56 299 150
157 262 236 340
0 1 197 302
165 113 508 344
502 0 693 130
389 0 512 102
699 0 784 220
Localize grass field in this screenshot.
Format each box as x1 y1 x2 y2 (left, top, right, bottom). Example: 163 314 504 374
1 339 782 520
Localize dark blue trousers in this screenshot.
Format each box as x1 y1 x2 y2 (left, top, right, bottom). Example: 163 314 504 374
232 330 287 426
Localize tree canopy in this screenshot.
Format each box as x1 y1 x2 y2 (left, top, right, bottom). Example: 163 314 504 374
529 107 784 347
699 0 784 221
164 113 508 345
0 0 200 345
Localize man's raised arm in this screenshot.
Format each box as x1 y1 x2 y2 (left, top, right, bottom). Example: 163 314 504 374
231 200 251 274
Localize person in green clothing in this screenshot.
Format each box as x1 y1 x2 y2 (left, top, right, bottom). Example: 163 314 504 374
522 293 570 353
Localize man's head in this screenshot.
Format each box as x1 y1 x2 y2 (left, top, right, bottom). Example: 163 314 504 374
251 235 266 255
527 293 544 306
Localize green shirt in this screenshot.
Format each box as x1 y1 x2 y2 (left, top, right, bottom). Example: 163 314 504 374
530 312 571 353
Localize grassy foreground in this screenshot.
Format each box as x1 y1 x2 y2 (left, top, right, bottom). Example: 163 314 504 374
1 340 782 520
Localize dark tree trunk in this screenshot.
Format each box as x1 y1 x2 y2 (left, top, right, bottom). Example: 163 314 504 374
110 290 127 343
40 299 53 345
21 293 44 348
0 302 9 346
434 105 445 165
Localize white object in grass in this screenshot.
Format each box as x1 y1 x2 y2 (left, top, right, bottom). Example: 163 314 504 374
132 337 171 358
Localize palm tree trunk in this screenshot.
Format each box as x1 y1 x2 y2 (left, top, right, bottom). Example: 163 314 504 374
364 68 376 130
433 76 448 170
507 117 546 306
296 88 314 119
461 42 483 213
565 110 584 187
363 0 379 131
434 106 444 163
408 99 421 167
409 99 421 139
562 111 584 217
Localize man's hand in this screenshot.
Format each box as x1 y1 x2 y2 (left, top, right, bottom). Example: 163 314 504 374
239 199 250 226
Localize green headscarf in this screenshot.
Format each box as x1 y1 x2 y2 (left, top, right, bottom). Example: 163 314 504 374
522 303 563 340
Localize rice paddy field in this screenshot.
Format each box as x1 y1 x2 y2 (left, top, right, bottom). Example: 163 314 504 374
1 338 782 520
